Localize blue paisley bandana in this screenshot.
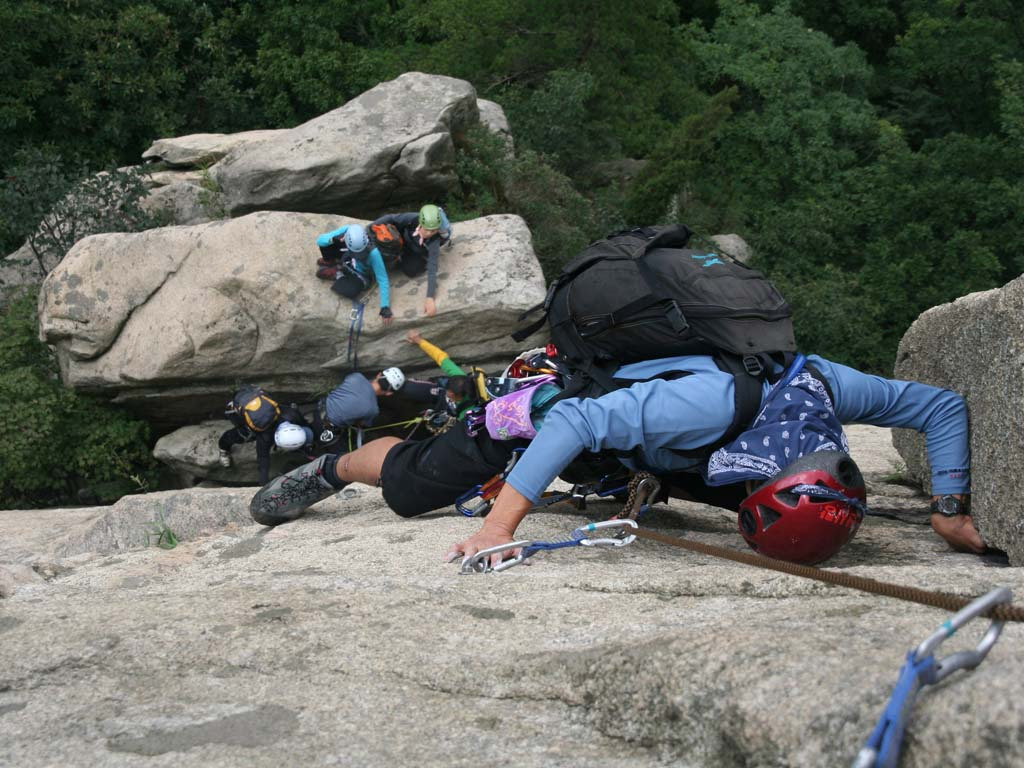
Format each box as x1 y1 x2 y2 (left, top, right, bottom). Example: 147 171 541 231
703 363 849 487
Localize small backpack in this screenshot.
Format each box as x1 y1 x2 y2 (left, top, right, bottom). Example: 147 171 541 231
369 223 404 265
229 387 280 432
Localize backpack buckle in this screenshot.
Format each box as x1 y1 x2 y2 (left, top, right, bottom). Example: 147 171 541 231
742 354 764 377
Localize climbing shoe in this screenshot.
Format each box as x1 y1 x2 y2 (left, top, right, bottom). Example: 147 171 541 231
316 265 338 280
249 454 339 526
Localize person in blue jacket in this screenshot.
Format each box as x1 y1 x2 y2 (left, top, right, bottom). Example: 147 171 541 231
248 353 985 560
372 204 451 317
315 223 393 325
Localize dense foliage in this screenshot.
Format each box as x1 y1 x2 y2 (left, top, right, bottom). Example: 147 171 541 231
0 291 157 508
1 0 1021 503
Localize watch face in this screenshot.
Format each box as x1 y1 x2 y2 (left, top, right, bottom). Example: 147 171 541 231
933 496 964 516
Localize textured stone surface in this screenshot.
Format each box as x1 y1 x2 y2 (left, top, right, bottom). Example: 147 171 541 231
708 233 751 264
1 427 1021 767
153 421 310 484
210 72 478 217
141 178 214 226
142 131 286 167
37 211 545 424
477 98 513 150
893 275 1024 564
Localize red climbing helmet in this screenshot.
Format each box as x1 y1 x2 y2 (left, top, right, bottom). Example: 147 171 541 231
737 451 867 565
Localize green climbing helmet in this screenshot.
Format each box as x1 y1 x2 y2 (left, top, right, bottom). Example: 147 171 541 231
419 204 442 231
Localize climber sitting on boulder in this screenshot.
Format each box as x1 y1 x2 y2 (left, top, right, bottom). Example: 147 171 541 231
218 387 314 484
315 223 393 325
248 352 984 566
371 204 451 317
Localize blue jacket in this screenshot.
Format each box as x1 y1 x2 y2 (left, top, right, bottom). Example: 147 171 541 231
317 225 391 308
505 355 969 502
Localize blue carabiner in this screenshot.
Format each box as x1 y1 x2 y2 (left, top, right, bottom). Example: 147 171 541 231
853 587 1011 768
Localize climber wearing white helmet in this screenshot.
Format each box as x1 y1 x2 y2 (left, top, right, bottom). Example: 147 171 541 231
274 421 314 451
315 223 394 325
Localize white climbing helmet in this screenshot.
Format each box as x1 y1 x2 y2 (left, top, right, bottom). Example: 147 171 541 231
380 367 406 392
274 421 309 451
344 224 369 253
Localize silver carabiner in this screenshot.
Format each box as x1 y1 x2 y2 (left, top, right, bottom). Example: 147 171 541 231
576 519 638 548
913 587 1011 682
459 540 534 575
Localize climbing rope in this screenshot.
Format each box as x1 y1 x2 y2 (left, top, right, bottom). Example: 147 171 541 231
346 300 365 371
631 526 1024 622
342 415 426 452
613 473 1024 622
459 470 1024 622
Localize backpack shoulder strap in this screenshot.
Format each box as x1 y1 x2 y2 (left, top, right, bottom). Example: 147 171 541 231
665 353 768 460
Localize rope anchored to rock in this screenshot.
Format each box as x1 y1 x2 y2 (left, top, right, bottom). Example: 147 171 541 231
460 471 1024 623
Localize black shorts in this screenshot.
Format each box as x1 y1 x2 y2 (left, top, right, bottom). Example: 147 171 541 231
663 471 748 512
380 428 528 517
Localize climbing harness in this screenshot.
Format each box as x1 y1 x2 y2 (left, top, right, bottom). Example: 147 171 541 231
460 520 638 574
455 448 526 517
454 450 634 518
852 587 1012 768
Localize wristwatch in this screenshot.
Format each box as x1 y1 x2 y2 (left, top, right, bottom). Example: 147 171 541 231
930 495 966 517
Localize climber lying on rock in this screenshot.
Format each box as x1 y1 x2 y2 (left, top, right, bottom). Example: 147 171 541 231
248 350 984 566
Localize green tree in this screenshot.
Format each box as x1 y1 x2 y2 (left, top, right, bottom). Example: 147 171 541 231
0 290 157 508
0 147 161 272
881 0 1024 147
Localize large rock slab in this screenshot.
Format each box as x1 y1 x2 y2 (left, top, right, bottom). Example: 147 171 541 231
152 421 310 484
893 275 1024 564
210 72 479 217
37 210 545 425
142 131 286 168
1 427 1021 766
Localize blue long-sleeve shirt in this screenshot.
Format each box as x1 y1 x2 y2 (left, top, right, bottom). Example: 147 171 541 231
505 354 969 502
317 225 391 308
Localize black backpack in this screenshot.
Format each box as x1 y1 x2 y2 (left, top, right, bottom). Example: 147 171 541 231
513 225 801 456
229 387 281 432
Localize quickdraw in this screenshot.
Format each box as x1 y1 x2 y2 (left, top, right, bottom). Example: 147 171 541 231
459 520 638 574
853 587 1012 768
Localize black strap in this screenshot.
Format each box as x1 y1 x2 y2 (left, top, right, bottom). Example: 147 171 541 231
665 353 767 460
628 225 693 335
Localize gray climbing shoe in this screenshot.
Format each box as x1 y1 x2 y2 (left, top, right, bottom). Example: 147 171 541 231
250 454 339 526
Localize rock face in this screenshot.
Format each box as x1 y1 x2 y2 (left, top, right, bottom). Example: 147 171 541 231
152 422 309 484
2 426 1022 766
210 72 479 217
893 275 1024 564
709 233 751 264
142 130 287 167
37 211 545 424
